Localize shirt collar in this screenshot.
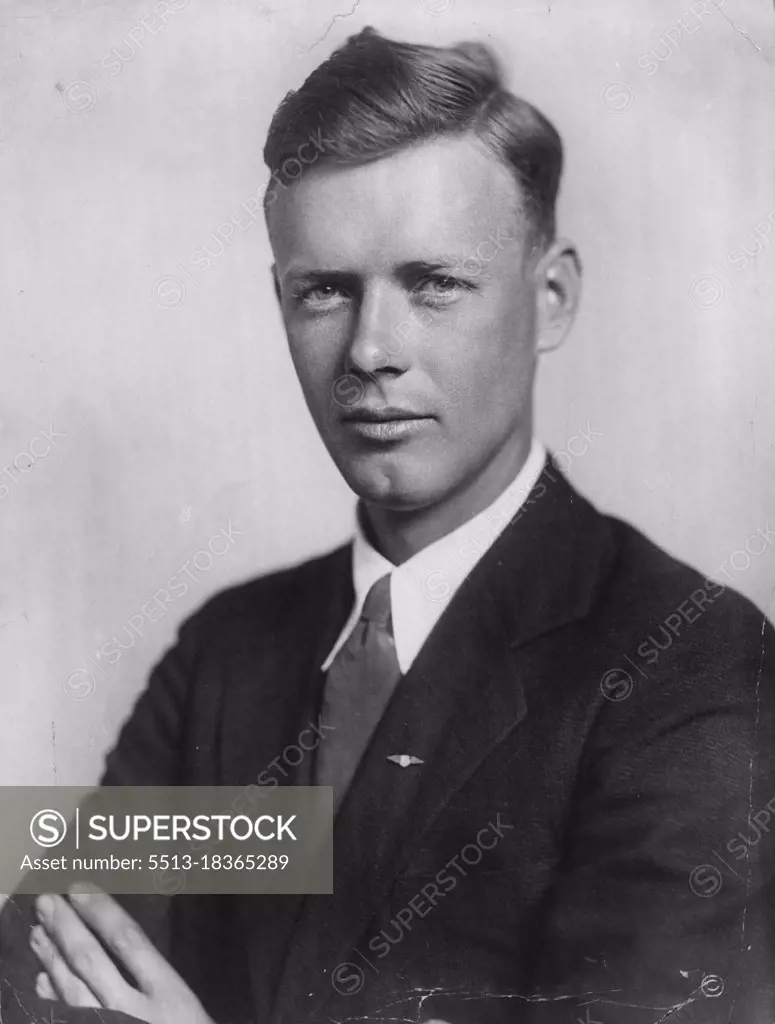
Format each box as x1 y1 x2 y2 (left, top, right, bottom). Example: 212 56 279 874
321 438 547 674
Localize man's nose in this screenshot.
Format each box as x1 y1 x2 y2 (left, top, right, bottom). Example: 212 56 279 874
345 284 409 376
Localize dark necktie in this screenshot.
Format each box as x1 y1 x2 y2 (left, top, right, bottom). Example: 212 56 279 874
315 574 402 808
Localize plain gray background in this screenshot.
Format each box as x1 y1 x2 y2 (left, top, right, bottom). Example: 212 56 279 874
1 0 773 786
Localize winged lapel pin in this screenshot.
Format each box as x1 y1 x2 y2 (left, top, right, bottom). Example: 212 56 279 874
387 754 424 768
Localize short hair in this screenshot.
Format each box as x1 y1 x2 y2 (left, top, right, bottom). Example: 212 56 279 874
263 27 563 250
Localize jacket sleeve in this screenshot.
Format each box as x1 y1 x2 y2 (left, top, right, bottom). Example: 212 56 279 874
0 618 200 1024
524 612 775 1024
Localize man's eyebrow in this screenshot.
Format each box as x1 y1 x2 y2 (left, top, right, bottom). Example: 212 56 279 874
398 257 488 280
401 259 460 273
281 268 358 288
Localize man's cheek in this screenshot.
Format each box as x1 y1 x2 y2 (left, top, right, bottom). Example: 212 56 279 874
288 331 340 406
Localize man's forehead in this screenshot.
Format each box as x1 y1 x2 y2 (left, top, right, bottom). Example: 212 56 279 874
268 135 526 269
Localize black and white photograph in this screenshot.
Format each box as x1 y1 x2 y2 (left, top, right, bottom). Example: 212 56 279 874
1 1 774 1021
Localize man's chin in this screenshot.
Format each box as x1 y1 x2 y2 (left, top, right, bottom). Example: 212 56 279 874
337 456 444 512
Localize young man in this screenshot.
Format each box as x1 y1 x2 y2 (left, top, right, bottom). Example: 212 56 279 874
2 27 774 1024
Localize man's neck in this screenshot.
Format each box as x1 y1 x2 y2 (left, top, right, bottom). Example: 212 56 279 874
361 433 534 566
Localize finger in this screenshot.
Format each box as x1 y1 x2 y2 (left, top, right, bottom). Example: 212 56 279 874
35 971 58 1001
35 893 127 1006
30 925 101 1008
67 883 172 994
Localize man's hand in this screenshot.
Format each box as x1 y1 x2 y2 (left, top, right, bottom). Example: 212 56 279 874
29 883 214 1024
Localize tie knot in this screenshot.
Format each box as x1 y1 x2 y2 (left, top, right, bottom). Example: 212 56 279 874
360 574 392 629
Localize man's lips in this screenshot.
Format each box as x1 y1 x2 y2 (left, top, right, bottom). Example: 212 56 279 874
340 406 435 441
339 401 432 421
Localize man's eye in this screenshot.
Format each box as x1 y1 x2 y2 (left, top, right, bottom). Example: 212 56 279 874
415 275 469 304
296 284 349 309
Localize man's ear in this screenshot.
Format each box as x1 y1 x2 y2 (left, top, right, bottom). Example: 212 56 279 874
271 264 282 306
533 238 582 354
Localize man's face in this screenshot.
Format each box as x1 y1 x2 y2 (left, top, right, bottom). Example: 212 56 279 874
268 136 545 512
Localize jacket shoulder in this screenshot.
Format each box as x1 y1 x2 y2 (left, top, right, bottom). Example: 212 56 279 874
600 513 773 656
175 542 351 647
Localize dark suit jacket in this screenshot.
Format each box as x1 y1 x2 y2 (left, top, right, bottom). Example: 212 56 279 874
3 459 775 1024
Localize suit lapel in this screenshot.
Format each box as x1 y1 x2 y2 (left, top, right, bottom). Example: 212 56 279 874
218 545 352 790
218 546 352 1023
272 459 615 1022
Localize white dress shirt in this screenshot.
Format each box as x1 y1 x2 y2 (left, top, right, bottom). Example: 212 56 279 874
321 438 547 675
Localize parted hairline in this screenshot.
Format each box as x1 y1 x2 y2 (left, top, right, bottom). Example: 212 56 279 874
262 27 563 249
